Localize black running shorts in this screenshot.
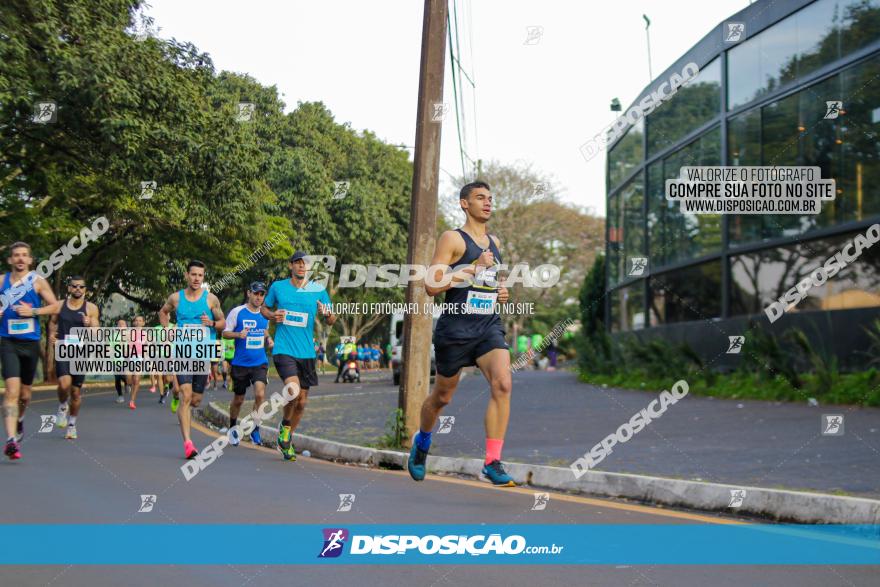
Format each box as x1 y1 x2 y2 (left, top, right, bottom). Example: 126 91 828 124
273 355 318 389
0 338 40 386
176 374 208 393
231 364 268 396
55 360 86 387
433 327 509 377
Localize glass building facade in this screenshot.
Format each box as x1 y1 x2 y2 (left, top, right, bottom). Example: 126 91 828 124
605 0 880 336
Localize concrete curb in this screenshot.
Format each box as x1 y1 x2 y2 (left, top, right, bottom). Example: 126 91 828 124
199 401 880 525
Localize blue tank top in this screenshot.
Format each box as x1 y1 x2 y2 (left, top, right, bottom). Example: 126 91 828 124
0 272 42 340
433 229 504 342
176 289 215 340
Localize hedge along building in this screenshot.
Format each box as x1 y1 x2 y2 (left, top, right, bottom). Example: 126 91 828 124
603 0 880 369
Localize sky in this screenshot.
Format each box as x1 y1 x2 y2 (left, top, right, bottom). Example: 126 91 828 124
143 0 750 217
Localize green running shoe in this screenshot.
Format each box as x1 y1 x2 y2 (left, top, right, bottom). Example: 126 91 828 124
277 426 296 461
171 395 180 414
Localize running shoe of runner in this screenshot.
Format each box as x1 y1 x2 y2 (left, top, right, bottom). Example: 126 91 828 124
407 182 515 486
1 242 62 459
49 276 99 440
158 261 225 459
262 252 335 461
223 281 273 447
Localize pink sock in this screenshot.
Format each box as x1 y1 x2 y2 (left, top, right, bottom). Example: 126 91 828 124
485 438 504 464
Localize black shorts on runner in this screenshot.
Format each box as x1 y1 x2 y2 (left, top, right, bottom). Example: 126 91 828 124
231 364 268 396
273 355 318 389
176 374 208 393
0 338 40 386
433 327 509 377
55 360 86 388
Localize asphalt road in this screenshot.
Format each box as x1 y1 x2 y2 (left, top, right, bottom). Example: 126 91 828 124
224 368 880 497
0 385 876 586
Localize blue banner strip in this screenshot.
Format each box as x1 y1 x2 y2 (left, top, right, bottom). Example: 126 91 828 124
2 524 878 565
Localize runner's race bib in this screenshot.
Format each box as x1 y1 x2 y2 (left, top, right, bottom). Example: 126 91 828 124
283 311 308 328
466 291 497 315
246 336 264 349
8 318 35 334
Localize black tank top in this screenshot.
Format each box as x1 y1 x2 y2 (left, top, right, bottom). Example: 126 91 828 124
433 229 504 342
58 299 87 340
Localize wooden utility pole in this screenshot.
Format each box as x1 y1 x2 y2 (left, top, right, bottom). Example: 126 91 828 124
399 0 448 446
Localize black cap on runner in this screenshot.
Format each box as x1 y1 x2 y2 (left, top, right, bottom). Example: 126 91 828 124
249 281 267 293
290 251 308 262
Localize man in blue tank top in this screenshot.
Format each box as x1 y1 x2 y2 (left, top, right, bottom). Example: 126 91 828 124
262 251 335 461
222 281 273 447
159 260 226 460
1 242 62 460
406 182 516 487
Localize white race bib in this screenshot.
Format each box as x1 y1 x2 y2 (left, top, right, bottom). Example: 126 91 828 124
466 291 497 315
283 311 308 328
8 318 35 335
246 336 264 349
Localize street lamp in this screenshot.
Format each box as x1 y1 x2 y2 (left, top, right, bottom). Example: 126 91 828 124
643 14 653 82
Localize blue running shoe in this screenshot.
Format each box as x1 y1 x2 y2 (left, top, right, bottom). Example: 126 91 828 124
482 460 516 487
250 426 262 446
229 428 240 447
407 434 429 482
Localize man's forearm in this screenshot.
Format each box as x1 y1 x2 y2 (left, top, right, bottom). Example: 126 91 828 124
36 301 62 316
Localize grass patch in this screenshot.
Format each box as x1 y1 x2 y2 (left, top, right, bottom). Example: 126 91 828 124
580 369 880 406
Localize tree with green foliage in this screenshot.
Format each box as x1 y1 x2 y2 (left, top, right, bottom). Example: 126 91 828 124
0 0 417 379
579 253 605 337
0 0 293 314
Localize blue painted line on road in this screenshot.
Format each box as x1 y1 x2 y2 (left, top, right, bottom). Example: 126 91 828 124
2 524 878 564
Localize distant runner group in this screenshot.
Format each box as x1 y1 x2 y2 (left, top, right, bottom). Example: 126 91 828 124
0 182 518 487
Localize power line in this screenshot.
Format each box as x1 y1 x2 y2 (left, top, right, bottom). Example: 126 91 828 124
447 8 467 178
466 0 479 173
452 0 469 161
445 0 479 180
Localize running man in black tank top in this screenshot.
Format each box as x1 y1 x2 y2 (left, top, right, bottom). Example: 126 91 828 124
407 181 516 487
49 276 99 440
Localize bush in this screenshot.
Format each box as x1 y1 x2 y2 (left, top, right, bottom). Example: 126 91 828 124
575 321 876 406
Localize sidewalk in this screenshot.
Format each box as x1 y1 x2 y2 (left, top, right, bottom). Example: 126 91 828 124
214 368 880 498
